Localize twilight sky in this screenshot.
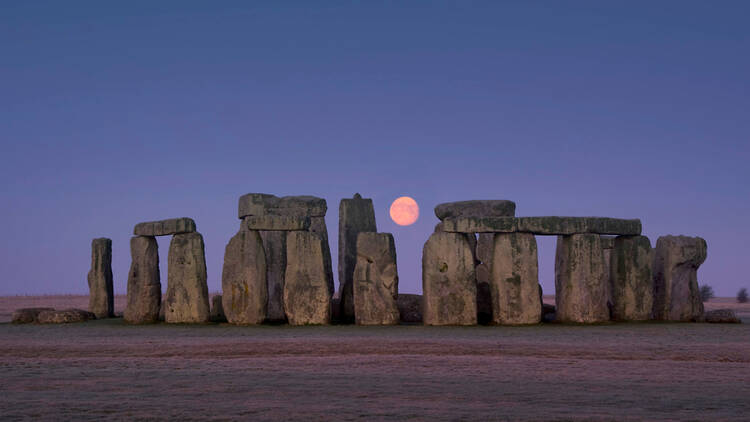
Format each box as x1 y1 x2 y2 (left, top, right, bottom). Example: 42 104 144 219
1 1 748 296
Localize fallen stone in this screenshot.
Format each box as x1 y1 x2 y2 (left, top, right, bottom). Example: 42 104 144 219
610 235 654 321
704 309 741 324
491 233 542 325
222 229 267 324
133 218 196 236
422 232 477 325
165 232 210 323
309 216 335 300
397 294 422 323
441 216 642 235
37 309 96 324
555 234 610 323
124 236 161 324
284 231 332 325
210 295 227 323
434 200 516 220
244 215 310 231
353 232 399 325
338 193 377 322
259 230 287 322
652 235 707 322
238 193 327 218
11 308 54 324
87 237 114 318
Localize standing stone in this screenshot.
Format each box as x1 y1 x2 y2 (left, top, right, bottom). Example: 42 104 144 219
259 230 287 322
210 295 227 323
652 235 707 321
221 229 267 324
490 233 542 325
555 234 609 323
339 193 378 322
284 231 332 325
165 232 210 323
610 235 653 321
309 216 335 298
87 238 114 318
124 236 161 324
601 236 615 315
353 232 399 325
422 232 477 325
475 233 494 323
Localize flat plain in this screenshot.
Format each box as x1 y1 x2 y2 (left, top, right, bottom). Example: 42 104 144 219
1 295 749 421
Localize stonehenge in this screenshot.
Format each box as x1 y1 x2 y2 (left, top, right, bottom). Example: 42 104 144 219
165 232 210 323
124 235 161 324
422 232 477 325
222 229 267 324
652 235 707 321
353 232 399 325
610 235 653 321
490 233 542 325
87 237 114 318
555 234 610 323
284 231 332 325
338 193 377 321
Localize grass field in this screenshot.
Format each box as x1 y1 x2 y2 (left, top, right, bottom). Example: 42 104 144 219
1 296 749 421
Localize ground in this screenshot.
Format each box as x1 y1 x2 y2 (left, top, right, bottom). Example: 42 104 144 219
1 296 748 421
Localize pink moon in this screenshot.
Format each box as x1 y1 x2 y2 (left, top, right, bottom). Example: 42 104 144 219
390 196 419 226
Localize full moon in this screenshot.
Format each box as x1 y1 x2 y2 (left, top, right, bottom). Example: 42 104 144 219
390 196 419 226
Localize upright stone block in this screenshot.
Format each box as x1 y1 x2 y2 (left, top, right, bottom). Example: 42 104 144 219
490 233 542 325
353 232 399 325
475 233 494 323
284 231 332 325
165 232 210 323
422 232 477 325
124 236 161 324
222 229 267 324
555 234 609 323
610 235 653 321
652 235 707 321
259 230 287 322
309 216 335 298
87 238 114 318
339 193 378 322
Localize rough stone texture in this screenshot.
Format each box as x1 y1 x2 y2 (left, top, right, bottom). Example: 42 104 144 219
244 215 310 231
87 237 114 318
490 233 542 325
221 230 267 325
434 200 516 220
210 295 227 323
124 236 161 324
338 193 377 322
238 193 327 218
422 232 477 326
475 234 494 323
704 309 741 324
165 232 210 323
237 193 278 218
309 216 335 299
555 234 610 323
37 309 96 324
259 230 287 322
353 232 399 325
397 294 422 323
133 218 196 236
601 236 615 314
11 308 54 324
442 216 642 235
284 231 332 325
610 235 654 321
652 235 707 322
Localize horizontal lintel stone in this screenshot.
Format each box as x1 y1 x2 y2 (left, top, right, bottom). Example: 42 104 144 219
244 215 310 231
238 193 327 219
134 218 196 236
441 216 641 235
434 200 516 220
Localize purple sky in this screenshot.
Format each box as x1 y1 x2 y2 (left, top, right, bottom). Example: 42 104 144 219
1 1 748 296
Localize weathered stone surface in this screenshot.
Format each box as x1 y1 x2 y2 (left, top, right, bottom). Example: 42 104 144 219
244 215 310 231
124 236 161 324
87 237 114 318
397 294 422 323
338 193 377 322
490 233 542 325
37 309 96 324
133 218 196 236
238 193 327 218
284 231 332 325
475 233 494 323
165 232 210 323
601 236 615 313
422 232 477 325
555 234 610 323
210 295 227 323
601 236 616 249
434 200 516 220
259 230 287 322
610 235 653 321
353 232 399 325
442 216 642 235
704 309 741 324
11 308 54 324
221 230 267 325
652 235 707 322
309 216 335 299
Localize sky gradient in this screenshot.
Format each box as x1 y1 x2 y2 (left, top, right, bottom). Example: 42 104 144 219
1 1 748 296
